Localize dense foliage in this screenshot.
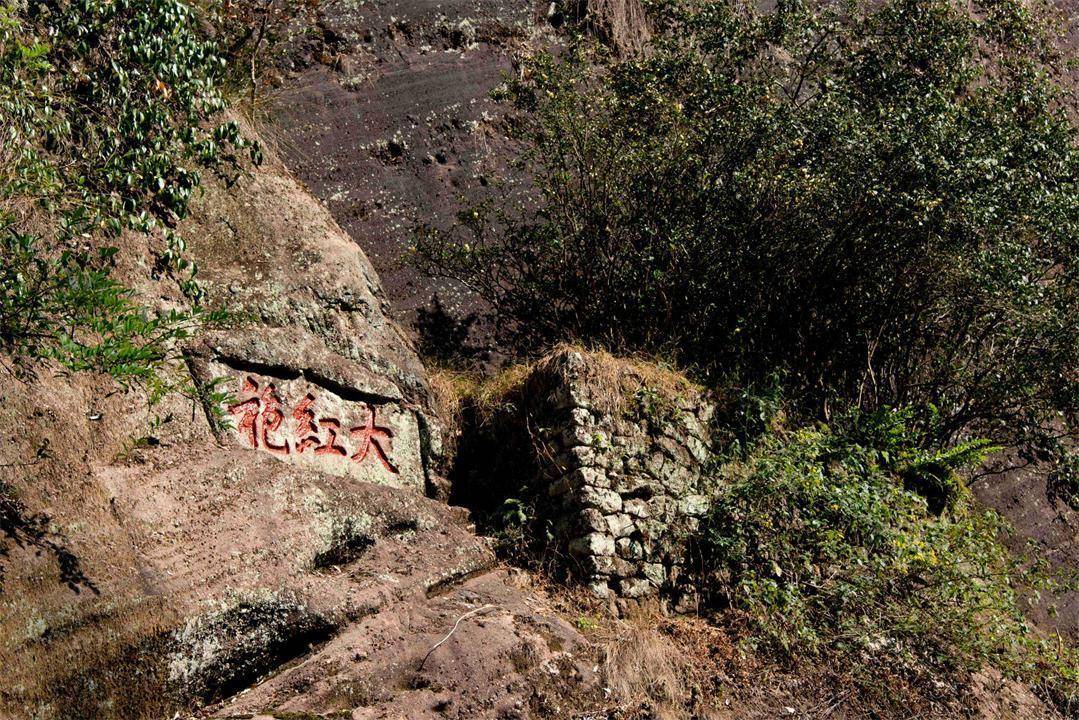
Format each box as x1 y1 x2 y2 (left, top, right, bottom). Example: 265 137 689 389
699 410 1078 710
0 0 257 382
416 0 1078 463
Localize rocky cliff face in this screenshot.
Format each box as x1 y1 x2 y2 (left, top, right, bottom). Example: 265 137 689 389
1 124 1064 720
264 0 541 352
0 128 596 720
256 0 1079 652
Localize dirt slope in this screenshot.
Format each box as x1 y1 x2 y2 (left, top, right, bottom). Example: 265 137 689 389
973 464 1079 642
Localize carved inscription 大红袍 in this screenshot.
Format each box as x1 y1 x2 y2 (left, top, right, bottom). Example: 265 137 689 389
349 406 398 474
227 377 399 474
228 377 290 456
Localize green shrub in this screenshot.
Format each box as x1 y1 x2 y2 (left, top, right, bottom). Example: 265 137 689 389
698 411 1078 708
0 0 257 383
414 0 1078 461
0 229 224 384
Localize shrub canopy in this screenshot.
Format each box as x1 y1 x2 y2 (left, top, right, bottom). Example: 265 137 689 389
698 412 1077 710
416 0 1078 458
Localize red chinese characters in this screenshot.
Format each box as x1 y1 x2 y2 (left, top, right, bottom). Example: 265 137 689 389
349 406 398 474
292 393 320 453
314 419 348 457
227 377 399 475
291 394 346 457
227 377 289 456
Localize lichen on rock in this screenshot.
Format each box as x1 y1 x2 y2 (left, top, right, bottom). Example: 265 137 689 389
168 592 335 703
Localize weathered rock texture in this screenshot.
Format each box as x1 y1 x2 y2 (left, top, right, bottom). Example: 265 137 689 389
261 0 1079 657
0 124 590 720
542 353 717 607
265 0 540 354
178 119 446 493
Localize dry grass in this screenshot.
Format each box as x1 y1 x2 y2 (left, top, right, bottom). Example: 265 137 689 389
427 346 707 483
578 0 652 56
537 584 737 720
543 342 705 418
429 362 535 428
600 620 690 719
430 344 705 429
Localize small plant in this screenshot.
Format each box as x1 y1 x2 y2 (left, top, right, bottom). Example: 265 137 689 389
491 497 546 562
1048 452 1079 510
113 414 172 463
575 615 600 632
0 227 227 382
187 374 237 432
206 0 325 99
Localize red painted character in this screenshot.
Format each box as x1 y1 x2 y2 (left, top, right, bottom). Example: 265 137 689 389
292 394 348 456
349 405 398 474
227 377 290 456
227 377 261 447
313 418 348 457
292 394 321 453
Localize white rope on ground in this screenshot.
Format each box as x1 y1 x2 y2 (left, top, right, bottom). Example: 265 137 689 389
419 604 497 671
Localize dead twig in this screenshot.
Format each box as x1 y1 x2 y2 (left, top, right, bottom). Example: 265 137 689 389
419 604 496 671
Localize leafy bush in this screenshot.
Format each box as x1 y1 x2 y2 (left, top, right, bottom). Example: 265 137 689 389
415 0 1078 460
0 0 257 382
0 230 225 385
698 411 1078 709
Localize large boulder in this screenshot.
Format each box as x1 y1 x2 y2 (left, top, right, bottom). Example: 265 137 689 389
180 126 444 493
0 128 587 720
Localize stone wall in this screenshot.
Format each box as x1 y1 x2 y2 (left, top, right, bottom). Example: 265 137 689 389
517 351 719 609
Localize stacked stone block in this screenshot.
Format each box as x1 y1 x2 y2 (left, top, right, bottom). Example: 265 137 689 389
528 351 718 608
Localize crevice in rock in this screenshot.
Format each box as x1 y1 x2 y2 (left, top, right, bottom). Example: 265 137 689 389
621 486 654 501
425 559 499 598
414 407 442 499
312 533 376 569
303 368 402 407
182 349 226 439
211 354 303 382
210 354 402 407
386 517 420 535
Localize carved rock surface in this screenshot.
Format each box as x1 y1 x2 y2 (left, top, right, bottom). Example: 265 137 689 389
178 120 443 492
0 125 594 719
209 368 425 491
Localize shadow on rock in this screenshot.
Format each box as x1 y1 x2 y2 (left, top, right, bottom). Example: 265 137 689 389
0 479 97 595
415 294 488 368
